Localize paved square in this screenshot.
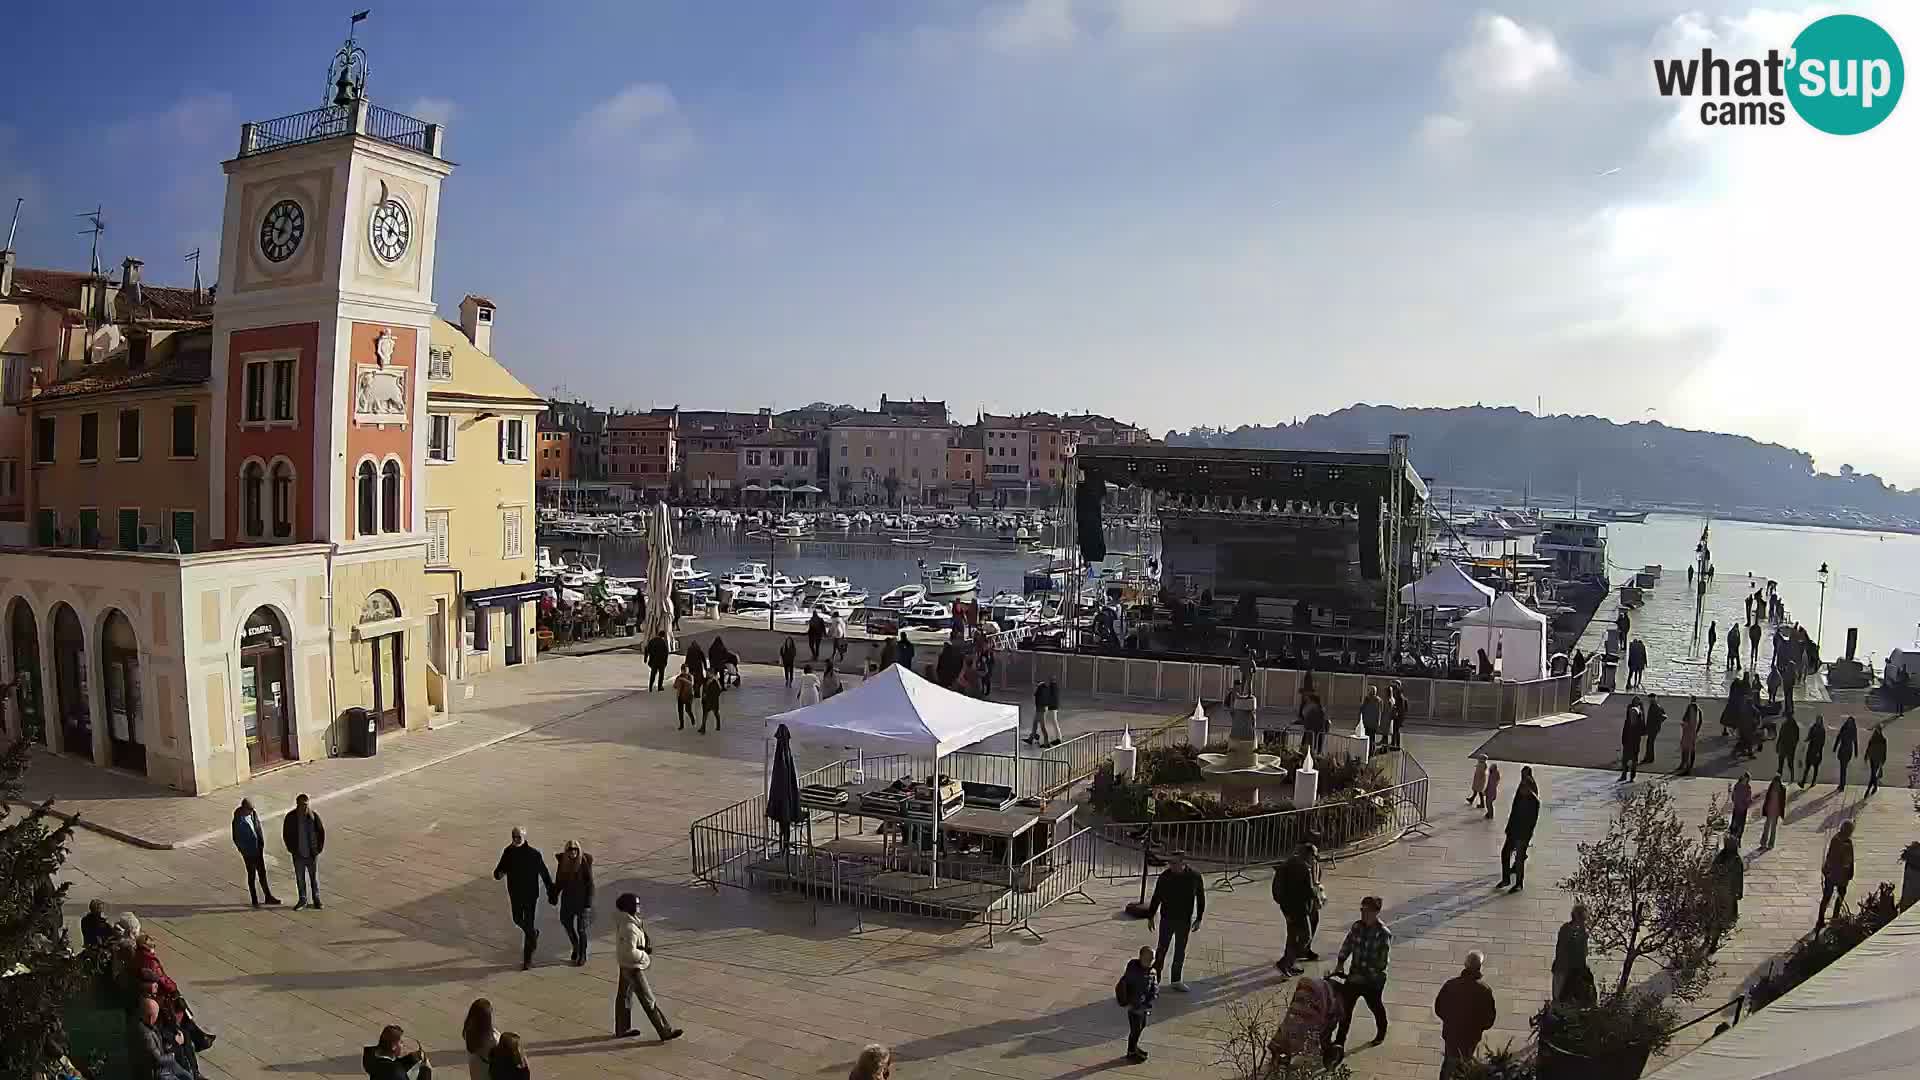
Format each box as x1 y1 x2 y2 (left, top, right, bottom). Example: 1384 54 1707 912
53 651 1915 1079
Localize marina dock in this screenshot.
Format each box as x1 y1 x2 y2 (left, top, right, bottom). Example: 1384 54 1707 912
1575 569 1830 703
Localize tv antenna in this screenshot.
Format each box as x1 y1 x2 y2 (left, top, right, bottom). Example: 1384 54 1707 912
184 247 203 296
76 205 105 277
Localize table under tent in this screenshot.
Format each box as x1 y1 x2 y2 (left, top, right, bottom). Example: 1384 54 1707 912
693 665 1094 942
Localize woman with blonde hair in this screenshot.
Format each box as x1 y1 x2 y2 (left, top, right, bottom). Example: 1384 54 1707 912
462 998 499 1080
849 1043 893 1080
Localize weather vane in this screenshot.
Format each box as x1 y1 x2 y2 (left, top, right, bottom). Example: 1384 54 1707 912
327 10 372 106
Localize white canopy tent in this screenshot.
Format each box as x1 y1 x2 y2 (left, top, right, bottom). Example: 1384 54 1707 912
766 665 1020 884
1400 559 1497 608
1649 902 1920 1080
768 663 1018 757
1455 593 1550 681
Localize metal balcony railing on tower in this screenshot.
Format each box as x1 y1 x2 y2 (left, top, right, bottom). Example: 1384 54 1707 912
239 102 439 159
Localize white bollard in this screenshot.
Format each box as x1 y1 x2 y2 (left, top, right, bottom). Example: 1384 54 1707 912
1112 727 1137 780
1293 746 1319 808
1188 698 1208 748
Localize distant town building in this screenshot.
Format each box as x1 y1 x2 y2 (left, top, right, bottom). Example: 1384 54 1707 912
980 411 1070 505
606 412 676 498
824 411 955 505
947 426 985 505
738 428 820 503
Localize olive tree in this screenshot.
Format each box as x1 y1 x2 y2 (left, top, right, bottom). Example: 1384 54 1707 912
1558 781 1731 1000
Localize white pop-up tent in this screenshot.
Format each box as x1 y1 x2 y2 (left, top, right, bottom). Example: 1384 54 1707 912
1401 559 1497 609
767 664 1020 885
1455 593 1550 681
768 663 1018 757
1648 900 1920 1080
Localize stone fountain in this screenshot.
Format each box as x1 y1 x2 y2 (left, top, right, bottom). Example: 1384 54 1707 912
1196 693 1290 806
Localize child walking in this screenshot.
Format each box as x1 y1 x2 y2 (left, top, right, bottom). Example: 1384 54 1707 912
1482 762 1502 821
1469 756 1488 808
1119 945 1158 1063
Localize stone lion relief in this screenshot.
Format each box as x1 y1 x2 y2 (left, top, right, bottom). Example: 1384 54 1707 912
354 327 407 423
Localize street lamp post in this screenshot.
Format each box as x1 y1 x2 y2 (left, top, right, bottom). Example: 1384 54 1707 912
1816 562 1829 647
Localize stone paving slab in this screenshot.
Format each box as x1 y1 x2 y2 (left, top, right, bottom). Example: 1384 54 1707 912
50 649 1918 1080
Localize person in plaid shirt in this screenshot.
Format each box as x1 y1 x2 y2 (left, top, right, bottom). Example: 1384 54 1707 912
1331 895 1392 1048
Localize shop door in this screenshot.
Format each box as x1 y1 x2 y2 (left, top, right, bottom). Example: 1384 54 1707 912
505 604 524 666
370 634 405 732
7 601 44 745
243 648 292 769
241 608 295 769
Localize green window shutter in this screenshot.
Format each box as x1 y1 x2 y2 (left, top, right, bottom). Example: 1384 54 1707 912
78 509 99 547
35 509 56 546
171 511 195 554
118 509 140 551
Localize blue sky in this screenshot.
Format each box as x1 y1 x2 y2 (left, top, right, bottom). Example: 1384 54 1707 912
4 2 1915 484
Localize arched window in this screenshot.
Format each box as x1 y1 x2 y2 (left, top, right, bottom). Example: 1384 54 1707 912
241 461 265 538
356 461 377 536
380 460 402 533
270 461 294 538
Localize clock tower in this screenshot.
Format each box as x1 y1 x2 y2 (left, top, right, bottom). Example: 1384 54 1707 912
209 30 451 734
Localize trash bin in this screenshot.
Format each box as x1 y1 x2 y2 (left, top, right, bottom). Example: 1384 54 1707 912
1599 659 1620 693
344 707 378 757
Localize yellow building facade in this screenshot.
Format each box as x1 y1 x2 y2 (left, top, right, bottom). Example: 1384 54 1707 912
421 301 546 690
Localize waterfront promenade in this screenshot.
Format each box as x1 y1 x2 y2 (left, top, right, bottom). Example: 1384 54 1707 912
50 651 1915 1079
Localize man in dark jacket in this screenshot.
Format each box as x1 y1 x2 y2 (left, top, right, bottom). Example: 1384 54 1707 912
1748 619 1763 667
1833 715 1859 791
232 798 280 908
1273 842 1320 976
645 633 671 691
897 631 916 674
806 613 825 660
1642 696 1667 764
129 996 194 1080
1434 952 1497 1080
1145 851 1205 991
1499 767 1541 892
1865 722 1889 795
1800 714 1827 788
282 793 325 910
1775 713 1800 783
1620 698 1644 782
494 826 556 970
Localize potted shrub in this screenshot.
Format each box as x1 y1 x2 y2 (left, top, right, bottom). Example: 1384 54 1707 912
1532 992 1675 1080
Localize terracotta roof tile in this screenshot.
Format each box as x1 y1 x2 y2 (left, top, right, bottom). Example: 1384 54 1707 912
35 328 211 402
8 267 210 322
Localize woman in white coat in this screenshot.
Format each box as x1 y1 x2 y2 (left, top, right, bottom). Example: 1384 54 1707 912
613 893 683 1042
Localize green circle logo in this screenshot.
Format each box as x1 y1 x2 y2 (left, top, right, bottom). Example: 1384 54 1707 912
1787 14 1904 135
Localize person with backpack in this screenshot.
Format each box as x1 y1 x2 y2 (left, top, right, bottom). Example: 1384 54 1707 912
673 668 696 730
1800 714 1827 788
1834 715 1859 791
1865 722 1889 796
1117 946 1158 1064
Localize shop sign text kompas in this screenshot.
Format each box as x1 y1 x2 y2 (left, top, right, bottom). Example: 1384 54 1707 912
1654 13 1904 134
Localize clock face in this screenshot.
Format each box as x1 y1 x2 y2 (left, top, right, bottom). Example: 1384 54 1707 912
259 199 305 263
369 199 411 263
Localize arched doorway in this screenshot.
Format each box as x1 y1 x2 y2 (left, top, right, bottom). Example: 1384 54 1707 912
101 610 146 774
362 591 405 732
6 599 45 745
240 607 295 769
51 604 91 760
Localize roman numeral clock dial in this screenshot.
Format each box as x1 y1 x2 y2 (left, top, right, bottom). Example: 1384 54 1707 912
259 199 305 263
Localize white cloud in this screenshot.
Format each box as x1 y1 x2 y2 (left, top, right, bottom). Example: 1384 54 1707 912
1418 113 1472 149
1447 14 1572 98
576 83 693 164
985 0 1078 52
403 96 457 127
111 92 236 148
1108 0 1253 35
974 0 1258 54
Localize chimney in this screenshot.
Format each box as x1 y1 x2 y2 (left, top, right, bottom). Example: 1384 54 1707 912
459 295 495 354
0 249 13 298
